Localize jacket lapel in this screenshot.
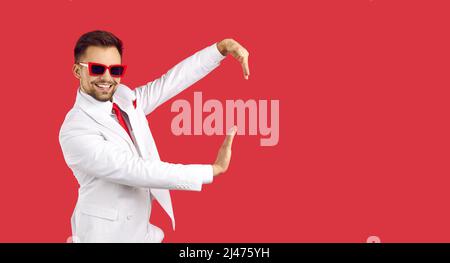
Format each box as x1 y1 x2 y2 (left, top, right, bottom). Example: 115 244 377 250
74 88 135 149
112 85 151 159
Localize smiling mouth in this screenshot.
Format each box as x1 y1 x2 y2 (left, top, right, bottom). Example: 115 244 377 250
94 83 114 91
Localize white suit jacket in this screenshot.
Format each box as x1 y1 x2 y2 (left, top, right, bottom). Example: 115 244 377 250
59 43 226 243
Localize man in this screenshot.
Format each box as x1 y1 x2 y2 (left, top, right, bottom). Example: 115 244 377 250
59 30 250 243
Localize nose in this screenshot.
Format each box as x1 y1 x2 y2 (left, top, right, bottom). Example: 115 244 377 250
99 69 114 82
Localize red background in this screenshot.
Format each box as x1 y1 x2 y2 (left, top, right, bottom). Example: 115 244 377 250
1 0 449 242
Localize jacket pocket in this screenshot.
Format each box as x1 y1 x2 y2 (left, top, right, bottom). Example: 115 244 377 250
78 204 118 221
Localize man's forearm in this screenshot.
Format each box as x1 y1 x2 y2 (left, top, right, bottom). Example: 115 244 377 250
134 43 227 115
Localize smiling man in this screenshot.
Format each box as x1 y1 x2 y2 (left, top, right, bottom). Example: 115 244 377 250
59 30 249 243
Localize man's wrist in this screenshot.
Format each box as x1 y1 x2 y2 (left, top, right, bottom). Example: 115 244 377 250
217 39 231 56
212 164 223 177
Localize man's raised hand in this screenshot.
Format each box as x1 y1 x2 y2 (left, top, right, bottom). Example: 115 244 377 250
217 39 250 80
212 126 237 176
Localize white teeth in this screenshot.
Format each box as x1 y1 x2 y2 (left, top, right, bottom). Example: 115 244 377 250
96 84 111 88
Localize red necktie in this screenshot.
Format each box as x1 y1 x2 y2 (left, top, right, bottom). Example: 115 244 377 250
112 103 132 140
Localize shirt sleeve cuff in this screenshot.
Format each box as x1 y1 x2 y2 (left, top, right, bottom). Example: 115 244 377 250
202 165 214 184
172 164 214 191
205 42 227 63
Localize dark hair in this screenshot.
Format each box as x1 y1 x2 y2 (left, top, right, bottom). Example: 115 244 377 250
74 30 123 63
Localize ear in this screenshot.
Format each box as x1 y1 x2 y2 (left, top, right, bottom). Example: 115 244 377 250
72 64 81 80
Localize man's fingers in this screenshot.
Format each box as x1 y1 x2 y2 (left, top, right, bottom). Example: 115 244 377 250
223 126 237 149
232 46 250 80
241 56 250 80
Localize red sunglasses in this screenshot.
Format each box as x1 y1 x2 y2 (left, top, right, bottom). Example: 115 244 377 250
79 62 127 77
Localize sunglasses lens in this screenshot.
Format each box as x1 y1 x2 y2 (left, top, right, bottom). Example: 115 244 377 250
90 64 106 75
110 66 125 77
